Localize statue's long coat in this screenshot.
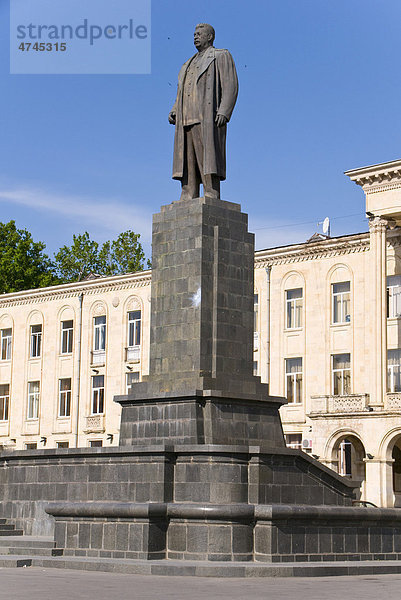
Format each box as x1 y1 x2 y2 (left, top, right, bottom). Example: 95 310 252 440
171 47 238 181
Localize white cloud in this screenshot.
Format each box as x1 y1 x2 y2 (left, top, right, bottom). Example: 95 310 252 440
0 185 153 244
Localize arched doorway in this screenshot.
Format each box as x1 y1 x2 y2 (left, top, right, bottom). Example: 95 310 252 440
392 439 401 506
332 434 366 500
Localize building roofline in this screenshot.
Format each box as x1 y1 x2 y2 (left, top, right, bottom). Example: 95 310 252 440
255 231 369 255
0 270 152 305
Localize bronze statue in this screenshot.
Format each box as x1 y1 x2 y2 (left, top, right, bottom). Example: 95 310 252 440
169 24 238 200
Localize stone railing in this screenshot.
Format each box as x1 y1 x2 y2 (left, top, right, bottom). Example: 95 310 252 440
385 393 401 410
90 350 106 366
254 331 259 350
84 415 105 433
125 345 141 362
309 394 370 415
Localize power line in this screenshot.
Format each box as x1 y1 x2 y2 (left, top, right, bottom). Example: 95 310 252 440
253 212 365 231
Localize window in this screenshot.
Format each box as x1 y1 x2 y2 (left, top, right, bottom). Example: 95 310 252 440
25 442 37 450
285 358 303 404
253 361 258 376
56 441 69 449
58 378 71 417
387 276 401 318
30 324 42 358
254 294 259 331
286 289 303 329
338 439 352 477
0 329 12 361
128 311 141 347
91 375 104 415
94 316 106 351
27 381 40 419
332 353 351 395
0 384 9 421
388 349 401 392
61 320 73 354
89 440 103 448
285 433 302 450
332 282 350 324
126 371 140 394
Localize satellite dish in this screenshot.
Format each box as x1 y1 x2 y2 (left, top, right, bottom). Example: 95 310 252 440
322 217 330 236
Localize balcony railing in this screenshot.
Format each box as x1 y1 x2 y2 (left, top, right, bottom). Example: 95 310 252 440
254 331 259 350
125 345 141 363
91 350 105 366
385 393 401 410
309 394 370 414
84 414 104 433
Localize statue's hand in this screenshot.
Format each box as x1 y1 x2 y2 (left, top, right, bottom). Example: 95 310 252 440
215 113 228 127
168 111 176 125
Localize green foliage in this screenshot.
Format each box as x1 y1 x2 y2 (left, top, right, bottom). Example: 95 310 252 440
55 230 148 283
0 221 57 294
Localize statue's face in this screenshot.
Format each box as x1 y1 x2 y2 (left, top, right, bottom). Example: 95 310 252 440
194 26 212 52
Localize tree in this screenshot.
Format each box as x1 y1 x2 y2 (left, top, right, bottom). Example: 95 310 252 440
0 221 57 293
55 230 148 283
54 232 102 283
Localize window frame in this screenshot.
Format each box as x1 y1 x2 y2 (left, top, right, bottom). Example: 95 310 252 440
285 357 303 404
387 276 401 319
93 316 106 352
331 281 351 325
285 288 303 330
126 371 140 394
30 324 42 358
127 311 141 348
27 381 40 420
388 349 401 392
0 329 12 361
61 320 74 354
91 374 104 415
0 384 10 421
332 353 351 395
58 378 72 418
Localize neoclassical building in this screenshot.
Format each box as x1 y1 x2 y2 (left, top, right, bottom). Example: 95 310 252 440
1 158 401 507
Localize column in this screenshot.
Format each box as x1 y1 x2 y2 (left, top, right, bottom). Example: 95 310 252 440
368 217 389 407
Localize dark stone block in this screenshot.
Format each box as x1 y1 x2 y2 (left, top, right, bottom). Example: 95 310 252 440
78 522 90 549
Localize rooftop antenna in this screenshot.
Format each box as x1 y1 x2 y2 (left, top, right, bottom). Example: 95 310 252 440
322 216 330 237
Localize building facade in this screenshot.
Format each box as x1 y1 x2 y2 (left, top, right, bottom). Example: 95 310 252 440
1 159 401 507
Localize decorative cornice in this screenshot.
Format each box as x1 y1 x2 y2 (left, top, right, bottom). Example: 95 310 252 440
255 234 370 268
345 159 401 194
0 271 152 308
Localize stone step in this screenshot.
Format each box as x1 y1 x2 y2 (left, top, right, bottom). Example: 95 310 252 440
0 536 54 548
0 529 23 536
7 546 63 557
0 556 32 568
12 556 401 578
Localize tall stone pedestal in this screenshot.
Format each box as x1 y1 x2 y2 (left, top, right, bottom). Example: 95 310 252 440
115 196 286 447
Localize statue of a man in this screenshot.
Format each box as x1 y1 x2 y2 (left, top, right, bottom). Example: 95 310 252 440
169 24 238 201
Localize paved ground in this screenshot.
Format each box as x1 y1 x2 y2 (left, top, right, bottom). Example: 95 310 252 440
0 568 400 600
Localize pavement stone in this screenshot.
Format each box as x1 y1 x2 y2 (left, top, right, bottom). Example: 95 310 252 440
0 568 400 600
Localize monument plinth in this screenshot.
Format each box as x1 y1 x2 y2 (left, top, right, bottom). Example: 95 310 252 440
115 196 286 447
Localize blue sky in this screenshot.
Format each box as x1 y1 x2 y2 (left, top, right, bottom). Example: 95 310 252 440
1 0 400 262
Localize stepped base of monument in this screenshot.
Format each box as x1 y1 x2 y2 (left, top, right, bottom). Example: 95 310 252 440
116 395 286 447
45 501 401 564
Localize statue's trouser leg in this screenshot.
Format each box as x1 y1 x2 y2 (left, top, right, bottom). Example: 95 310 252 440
190 124 220 199
180 126 201 200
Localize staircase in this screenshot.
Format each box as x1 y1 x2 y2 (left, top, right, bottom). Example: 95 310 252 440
0 518 62 567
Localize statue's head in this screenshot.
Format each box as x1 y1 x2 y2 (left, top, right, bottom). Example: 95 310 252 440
194 23 215 52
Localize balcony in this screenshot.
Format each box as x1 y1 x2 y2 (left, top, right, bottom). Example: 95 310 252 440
125 345 141 363
91 350 105 366
84 414 104 433
309 394 370 415
385 393 401 410
253 332 259 351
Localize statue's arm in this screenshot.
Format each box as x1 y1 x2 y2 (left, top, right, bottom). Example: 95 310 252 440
216 50 239 123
